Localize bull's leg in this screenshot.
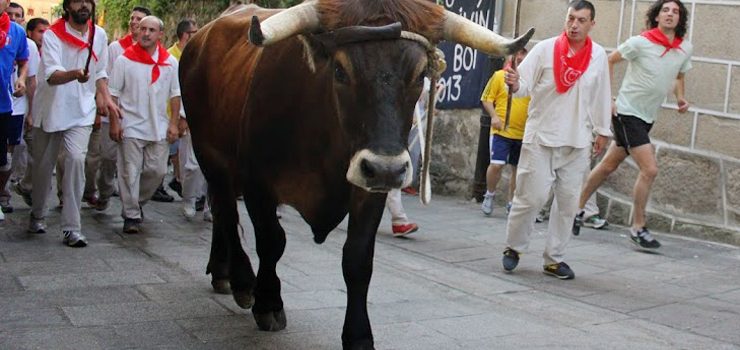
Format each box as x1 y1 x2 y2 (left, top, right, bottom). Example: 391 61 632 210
243 188 287 332
206 181 257 308
341 190 386 350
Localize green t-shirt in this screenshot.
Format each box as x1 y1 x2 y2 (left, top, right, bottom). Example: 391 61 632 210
615 35 692 124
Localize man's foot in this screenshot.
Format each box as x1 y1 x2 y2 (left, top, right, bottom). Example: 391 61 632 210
392 223 418 237
572 211 584 236
63 231 88 247
0 195 13 213
535 214 545 223
630 227 661 249
543 262 575 280
168 179 183 198
28 215 46 234
583 215 608 229
151 185 174 202
401 186 418 196
203 210 213 222
0 209 4 221
83 194 98 206
94 198 109 212
502 248 520 272
181 205 196 220
123 218 142 234
481 193 494 216
12 183 32 206
505 202 512 215
195 196 206 212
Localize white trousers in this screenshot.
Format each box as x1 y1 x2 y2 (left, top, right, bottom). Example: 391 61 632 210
97 123 118 200
117 138 168 220
385 189 409 225
83 127 101 198
505 142 590 265
178 132 206 206
31 126 92 232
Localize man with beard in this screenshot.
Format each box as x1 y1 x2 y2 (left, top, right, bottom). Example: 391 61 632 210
0 0 29 221
29 0 120 247
108 16 180 234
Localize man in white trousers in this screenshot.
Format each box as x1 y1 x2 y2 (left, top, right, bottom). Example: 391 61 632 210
501 0 612 279
108 16 180 234
30 0 119 247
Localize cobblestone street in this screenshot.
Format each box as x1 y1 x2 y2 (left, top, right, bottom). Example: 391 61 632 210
1 189 739 349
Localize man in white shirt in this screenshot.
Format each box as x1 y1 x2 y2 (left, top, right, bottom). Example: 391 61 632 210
574 0 692 249
109 16 180 234
29 0 120 247
501 0 612 280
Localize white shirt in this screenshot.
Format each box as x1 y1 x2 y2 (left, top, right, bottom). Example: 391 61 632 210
11 38 39 116
514 37 612 148
109 50 180 142
33 22 109 132
616 35 692 124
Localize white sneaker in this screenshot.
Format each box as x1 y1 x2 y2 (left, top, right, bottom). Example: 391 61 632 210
63 231 87 247
0 209 4 221
203 210 213 222
481 193 494 216
181 205 196 220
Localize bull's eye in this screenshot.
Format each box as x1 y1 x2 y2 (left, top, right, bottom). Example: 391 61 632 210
334 63 349 84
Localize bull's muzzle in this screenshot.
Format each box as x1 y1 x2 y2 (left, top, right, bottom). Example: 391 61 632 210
346 149 412 192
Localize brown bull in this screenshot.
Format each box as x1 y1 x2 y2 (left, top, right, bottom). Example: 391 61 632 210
179 1 532 348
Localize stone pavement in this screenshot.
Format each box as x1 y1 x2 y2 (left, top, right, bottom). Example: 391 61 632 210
1 188 739 349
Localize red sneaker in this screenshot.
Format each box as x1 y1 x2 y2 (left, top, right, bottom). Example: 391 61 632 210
401 186 418 196
392 223 419 237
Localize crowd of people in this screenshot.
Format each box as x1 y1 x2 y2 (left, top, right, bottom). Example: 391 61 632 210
0 0 207 247
0 0 693 282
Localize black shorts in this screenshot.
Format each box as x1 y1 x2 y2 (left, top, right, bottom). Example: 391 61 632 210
0 113 23 167
612 114 653 152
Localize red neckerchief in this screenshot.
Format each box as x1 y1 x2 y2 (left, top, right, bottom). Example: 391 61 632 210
553 31 592 94
0 12 10 50
49 18 98 61
118 33 134 49
641 27 684 57
122 42 171 84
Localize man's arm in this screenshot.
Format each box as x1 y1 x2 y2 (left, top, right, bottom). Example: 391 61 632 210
674 72 689 113
24 75 36 130
13 60 28 97
96 78 120 121
109 95 123 142
168 97 181 143
607 50 624 116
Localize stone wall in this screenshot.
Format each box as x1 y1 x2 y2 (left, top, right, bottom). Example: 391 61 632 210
432 0 740 245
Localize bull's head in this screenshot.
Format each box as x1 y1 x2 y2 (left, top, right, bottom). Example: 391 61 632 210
249 0 533 193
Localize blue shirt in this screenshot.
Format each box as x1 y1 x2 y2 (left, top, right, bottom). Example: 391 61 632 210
0 22 29 114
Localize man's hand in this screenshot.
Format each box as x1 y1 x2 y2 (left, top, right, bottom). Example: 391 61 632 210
106 100 121 121
592 134 609 157
93 113 102 131
178 118 189 137
677 98 690 113
491 116 503 131
109 121 123 143
24 113 33 131
12 79 26 97
167 123 179 144
76 69 90 83
504 67 520 93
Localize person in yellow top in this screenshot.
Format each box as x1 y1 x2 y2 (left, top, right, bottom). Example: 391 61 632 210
164 19 198 199
480 48 530 216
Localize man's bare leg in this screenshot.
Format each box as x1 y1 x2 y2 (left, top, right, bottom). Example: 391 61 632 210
627 143 657 229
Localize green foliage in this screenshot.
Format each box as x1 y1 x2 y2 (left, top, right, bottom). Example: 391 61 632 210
97 0 302 43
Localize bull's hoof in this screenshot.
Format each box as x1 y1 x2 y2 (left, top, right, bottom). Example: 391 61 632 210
343 339 374 350
233 290 255 309
253 309 287 332
211 278 231 295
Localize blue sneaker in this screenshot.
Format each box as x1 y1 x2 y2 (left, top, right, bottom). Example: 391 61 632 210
543 262 575 280
502 248 520 272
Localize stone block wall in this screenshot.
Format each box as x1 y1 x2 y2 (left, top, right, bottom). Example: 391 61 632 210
432 0 740 245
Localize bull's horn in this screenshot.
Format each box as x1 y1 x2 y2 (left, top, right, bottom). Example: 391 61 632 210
442 11 534 57
249 0 320 46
